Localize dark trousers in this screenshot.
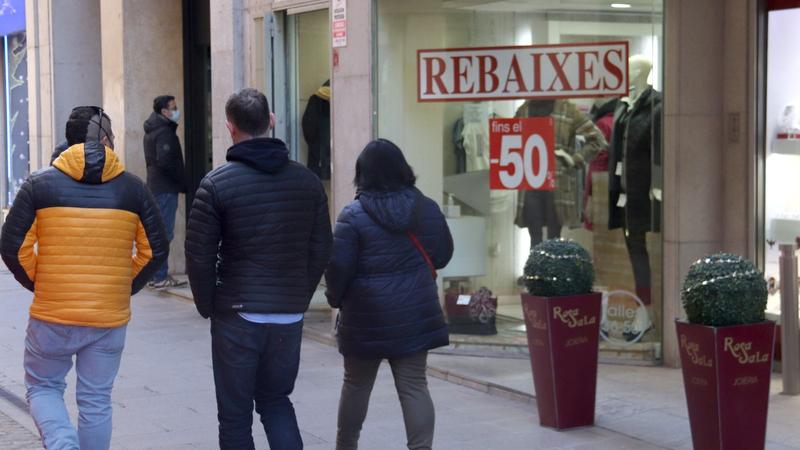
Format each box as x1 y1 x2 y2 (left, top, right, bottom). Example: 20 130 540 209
211 314 304 450
152 192 177 281
336 352 434 450
523 190 561 247
624 230 651 305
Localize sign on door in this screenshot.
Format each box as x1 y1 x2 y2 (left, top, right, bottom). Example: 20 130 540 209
489 118 555 191
332 0 347 48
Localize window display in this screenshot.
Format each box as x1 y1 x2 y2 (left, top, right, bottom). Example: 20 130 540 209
764 7 800 320
3 31 28 207
376 0 663 362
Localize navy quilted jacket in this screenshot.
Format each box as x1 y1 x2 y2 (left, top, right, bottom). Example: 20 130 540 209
326 188 453 358
185 138 332 318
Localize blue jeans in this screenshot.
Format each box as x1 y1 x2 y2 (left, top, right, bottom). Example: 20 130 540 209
153 192 178 282
24 318 127 450
211 313 304 450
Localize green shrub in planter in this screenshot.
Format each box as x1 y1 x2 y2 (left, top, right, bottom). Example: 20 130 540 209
681 253 767 326
524 239 594 297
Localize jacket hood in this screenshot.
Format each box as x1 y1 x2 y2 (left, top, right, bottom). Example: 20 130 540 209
50 140 70 165
315 85 331 101
143 111 177 134
226 138 290 174
53 142 125 184
358 187 421 233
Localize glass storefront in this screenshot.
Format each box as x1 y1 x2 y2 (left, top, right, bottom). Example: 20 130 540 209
763 5 800 320
0 0 28 208
2 31 29 208
375 0 664 362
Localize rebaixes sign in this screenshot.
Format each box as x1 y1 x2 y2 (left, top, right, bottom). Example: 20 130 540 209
417 42 628 102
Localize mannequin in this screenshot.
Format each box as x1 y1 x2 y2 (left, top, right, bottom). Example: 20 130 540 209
514 100 607 247
453 103 492 173
608 55 663 305
628 55 652 105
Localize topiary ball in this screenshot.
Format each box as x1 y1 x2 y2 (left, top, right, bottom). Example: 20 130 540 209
524 239 594 297
681 253 767 326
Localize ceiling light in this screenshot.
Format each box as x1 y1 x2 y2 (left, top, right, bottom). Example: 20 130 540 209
610 3 632 8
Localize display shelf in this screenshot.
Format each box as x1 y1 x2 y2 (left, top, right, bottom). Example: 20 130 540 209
772 138 800 155
440 216 487 278
769 217 800 244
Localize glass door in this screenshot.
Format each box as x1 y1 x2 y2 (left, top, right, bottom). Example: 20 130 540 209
286 9 331 181
762 4 800 321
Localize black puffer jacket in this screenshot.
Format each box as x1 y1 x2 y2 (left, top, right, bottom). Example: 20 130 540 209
302 94 331 180
49 141 69 165
143 112 186 194
325 188 453 359
185 138 332 318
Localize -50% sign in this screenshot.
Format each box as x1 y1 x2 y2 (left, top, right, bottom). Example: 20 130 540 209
489 118 555 190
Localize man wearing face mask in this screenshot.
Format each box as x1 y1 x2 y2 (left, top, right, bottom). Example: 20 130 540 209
143 95 187 289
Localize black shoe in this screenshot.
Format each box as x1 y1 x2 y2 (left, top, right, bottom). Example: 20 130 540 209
150 276 188 290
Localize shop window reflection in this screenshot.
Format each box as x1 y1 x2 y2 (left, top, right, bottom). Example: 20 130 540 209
376 0 663 363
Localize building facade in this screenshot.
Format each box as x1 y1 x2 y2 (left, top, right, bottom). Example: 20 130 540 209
10 0 800 367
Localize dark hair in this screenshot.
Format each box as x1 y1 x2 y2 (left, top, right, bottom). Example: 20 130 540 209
354 139 416 192
65 106 111 146
153 95 175 113
225 88 271 136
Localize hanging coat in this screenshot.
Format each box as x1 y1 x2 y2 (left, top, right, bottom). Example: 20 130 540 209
514 100 607 228
608 87 663 234
302 85 331 180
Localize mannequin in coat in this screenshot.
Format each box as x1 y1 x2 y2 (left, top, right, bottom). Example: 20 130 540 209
608 55 663 306
514 100 606 247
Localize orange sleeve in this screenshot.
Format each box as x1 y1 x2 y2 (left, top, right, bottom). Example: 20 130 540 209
18 218 38 281
132 219 154 278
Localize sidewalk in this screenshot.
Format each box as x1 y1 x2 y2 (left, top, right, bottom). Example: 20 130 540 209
0 271 665 449
297 291 800 449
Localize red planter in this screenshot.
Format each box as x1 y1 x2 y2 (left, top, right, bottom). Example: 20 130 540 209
676 320 776 450
521 292 602 429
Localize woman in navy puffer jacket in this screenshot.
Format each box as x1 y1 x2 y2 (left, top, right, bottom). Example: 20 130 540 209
326 139 453 450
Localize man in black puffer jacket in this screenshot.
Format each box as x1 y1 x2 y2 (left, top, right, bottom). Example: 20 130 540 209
186 88 332 450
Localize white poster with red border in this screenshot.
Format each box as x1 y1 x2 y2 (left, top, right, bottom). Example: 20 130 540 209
332 0 347 48
417 42 629 102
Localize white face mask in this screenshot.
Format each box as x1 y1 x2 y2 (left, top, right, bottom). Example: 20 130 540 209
170 109 181 123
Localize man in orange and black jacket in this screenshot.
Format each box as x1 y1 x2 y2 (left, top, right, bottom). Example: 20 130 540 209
0 106 168 449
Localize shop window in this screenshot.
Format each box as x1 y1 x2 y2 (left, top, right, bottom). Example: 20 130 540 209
3 31 28 207
375 0 664 363
763 6 800 321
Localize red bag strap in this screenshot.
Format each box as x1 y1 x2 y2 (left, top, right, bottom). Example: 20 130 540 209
406 231 438 280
